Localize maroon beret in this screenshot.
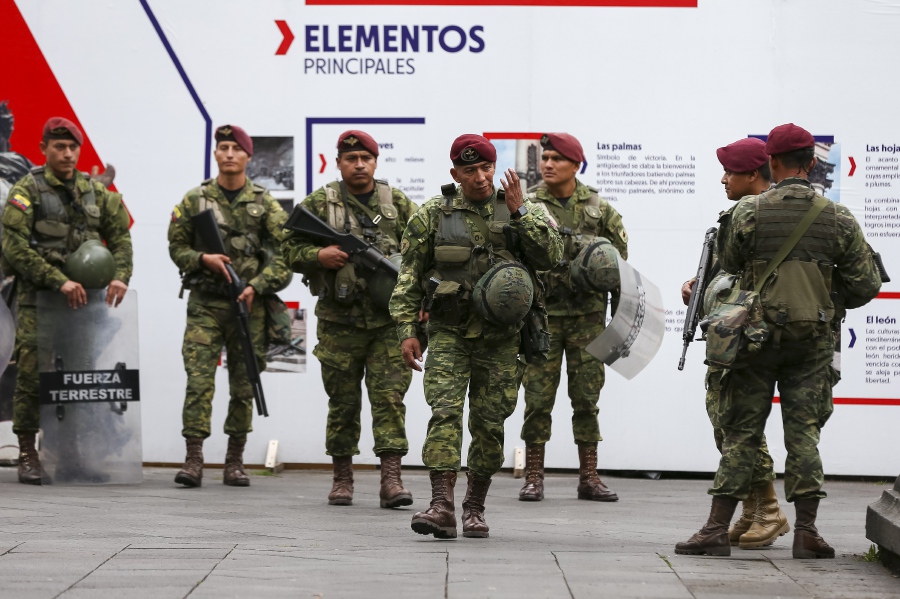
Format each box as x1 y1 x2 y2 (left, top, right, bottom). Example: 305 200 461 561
215 124 253 155
450 134 496 166
42 117 83 146
540 132 584 164
765 123 815 155
337 130 379 157
716 138 769 173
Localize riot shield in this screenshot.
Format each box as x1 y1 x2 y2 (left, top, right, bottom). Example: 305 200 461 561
37 289 141 484
0 293 13 378
585 252 665 380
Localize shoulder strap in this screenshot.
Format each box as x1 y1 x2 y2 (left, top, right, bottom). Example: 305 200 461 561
339 182 397 241
753 196 829 293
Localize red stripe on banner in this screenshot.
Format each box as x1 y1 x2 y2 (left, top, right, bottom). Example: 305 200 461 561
307 0 696 5
773 397 900 406
285 302 300 310
877 292 900 299
484 132 544 140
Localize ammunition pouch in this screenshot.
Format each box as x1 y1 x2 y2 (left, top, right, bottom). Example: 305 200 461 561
428 280 471 326
754 259 834 342
703 288 768 368
333 263 364 305
519 306 550 364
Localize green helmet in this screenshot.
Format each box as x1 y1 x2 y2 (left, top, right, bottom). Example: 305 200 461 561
64 240 116 289
472 261 534 326
703 272 736 316
569 237 620 293
368 253 403 310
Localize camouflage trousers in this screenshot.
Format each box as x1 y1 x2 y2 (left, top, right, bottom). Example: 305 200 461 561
710 330 837 502
180 292 266 440
313 319 411 457
11 305 38 434
422 328 524 479
706 366 776 487
521 312 605 446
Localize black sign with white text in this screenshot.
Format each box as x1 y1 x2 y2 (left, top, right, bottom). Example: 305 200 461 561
39 370 141 405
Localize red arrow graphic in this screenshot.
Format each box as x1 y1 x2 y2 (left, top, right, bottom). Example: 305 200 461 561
319 154 327 174
848 156 856 177
275 20 294 55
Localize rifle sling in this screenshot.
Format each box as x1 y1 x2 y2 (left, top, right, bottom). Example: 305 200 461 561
339 182 397 243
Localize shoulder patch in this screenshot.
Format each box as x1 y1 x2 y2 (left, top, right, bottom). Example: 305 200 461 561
171 205 183 222
9 194 30 211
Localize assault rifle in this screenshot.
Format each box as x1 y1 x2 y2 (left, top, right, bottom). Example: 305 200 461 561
192 209 268 417
678 227 717 371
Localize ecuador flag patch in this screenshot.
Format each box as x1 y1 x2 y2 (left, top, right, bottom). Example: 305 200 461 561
9 194 31 211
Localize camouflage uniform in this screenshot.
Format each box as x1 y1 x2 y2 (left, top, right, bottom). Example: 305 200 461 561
282 182 416 457
521 180 627 446
390 186 562 479
1 168 132 434
168 178 290 440
712 178 882 502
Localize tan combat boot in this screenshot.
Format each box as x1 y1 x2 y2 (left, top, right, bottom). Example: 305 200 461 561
378 453 413 509
675 496 739 556
411 470 457 539
174 437 204 487
729 487 758 545
462 472 492 538
17 432 42 485
792 497 835 559
739 481 790 548
328 456 354 505
223 436 250 487
518 444 545 502
576 444 618 501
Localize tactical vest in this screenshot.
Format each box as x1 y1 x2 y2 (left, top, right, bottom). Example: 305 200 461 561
185 179 269 293
30 167 101 268
426 185 515 326
527 183 603 299
747 184 838 339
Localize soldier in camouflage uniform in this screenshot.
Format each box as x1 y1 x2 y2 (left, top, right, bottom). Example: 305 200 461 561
676 124 882 559
0 117 133 484
518 133 626 503
390 134 562 539
168 125 290 488
681 138 789 549
282 130 417 508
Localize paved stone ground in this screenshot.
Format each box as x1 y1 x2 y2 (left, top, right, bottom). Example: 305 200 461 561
0 467 896 598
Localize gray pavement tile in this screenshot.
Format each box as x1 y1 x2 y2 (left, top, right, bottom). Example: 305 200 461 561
98 557 222 571
115 547 233 560
72 569 208 589
59 587 192 599
555 552 693 599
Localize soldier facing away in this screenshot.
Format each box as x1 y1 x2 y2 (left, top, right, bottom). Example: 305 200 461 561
681 137 789 549
0 117 133 484
676 123 882 558
390 134 562 539
168 125 291 488
518 133 627 503
282 130 418 508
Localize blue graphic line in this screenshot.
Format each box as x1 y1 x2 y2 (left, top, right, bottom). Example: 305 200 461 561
306 117 427 195
140 0 212 178
750 134 835 144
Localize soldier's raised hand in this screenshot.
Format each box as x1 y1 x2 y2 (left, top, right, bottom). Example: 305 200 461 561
500 168 524 214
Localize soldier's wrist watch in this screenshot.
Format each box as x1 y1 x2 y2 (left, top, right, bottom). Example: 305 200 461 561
510 205 528 220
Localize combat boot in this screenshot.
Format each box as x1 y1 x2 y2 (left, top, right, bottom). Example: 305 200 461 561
328 456 353 505
17 433 42 485
518 444 545 501
411 470 457 539
792 497 835 559
223 436 250 487
462 472 492 538
174 437 204 487
728 487 758 545
576 444 618 501
675 496 739 556
739 481 790 548
378 453 413 508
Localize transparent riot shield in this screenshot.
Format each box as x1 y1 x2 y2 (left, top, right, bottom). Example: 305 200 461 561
0 295 13 378
37 289 141 484
585 254 665 380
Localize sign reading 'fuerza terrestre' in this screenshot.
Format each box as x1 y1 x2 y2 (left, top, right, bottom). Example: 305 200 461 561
39 370 141 405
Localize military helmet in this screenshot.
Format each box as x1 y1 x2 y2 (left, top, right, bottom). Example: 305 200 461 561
368 253 403 310
703 272 737 316
63 239 116 289
472 261 534 326
569 237 620 293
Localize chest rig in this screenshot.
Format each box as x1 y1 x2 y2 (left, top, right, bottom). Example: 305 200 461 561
30 167 101 268
527 183 603 299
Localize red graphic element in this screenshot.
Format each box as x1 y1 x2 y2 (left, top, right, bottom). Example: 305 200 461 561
319 153 327 174
878 292 900 300
1 0 133 227
774 397 900 406
285 301 300 310
848 156 856 176
275 20 294 55
484 132 544 140
307 0 695 5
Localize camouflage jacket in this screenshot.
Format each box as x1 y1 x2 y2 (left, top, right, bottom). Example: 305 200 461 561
390 185 563 341
528 179 627 316
1 168 133 306
168 178 290 308
718 178 882 314
283 183 417 329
